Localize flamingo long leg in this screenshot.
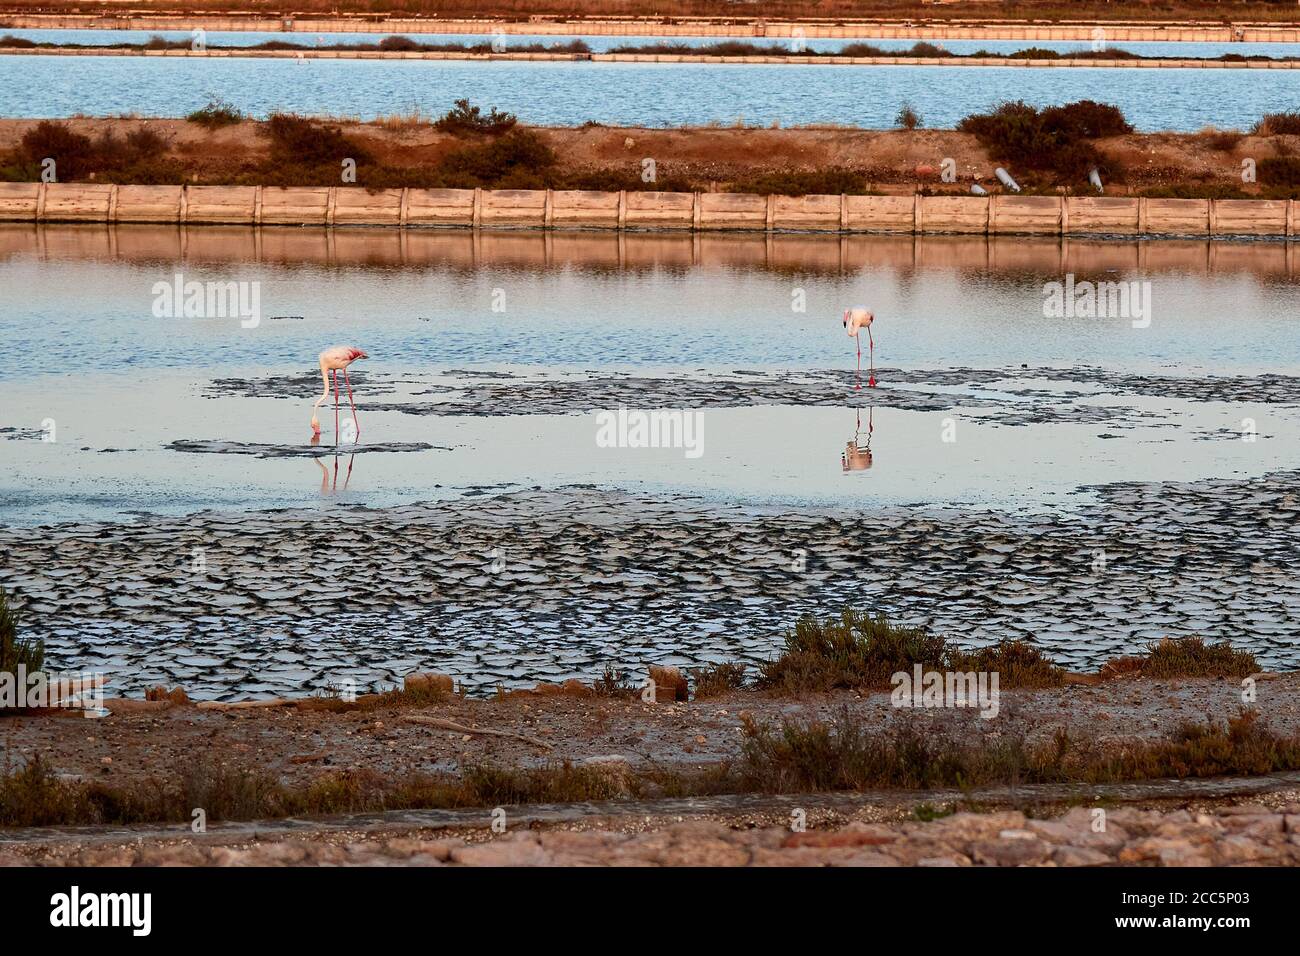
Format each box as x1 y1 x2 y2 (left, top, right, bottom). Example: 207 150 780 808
332 369 339 447
343 368 359 440
868 326 877 388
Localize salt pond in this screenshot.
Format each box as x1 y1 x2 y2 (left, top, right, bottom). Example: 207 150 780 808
1 225 1296 696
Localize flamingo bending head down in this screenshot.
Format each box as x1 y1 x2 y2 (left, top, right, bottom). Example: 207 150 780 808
842 307 876 388
311 345 368 442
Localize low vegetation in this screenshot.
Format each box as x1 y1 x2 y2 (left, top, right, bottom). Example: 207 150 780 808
737 708 1299 792
957 99 1132 182
5 709 1293 828
689 661 748 698
757 609 1066 693
1112 636 1258 679
433 98 518 136
0 588 43 707
186 97 244 129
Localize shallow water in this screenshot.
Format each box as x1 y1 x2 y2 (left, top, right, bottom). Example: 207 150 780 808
6 53 1300 129
1 224 1297 696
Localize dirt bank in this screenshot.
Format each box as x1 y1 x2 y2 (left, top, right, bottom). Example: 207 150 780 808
4 676 1296 788
1 117 1292 195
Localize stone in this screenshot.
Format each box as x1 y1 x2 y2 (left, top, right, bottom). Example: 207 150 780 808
1053 846 1112 867
404 672 454 694
970 836 1051 867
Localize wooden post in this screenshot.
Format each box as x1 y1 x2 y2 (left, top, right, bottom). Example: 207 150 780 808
692 192 702 231
472 187 483 228
178 185 188 224
107 184 119 223
399 187 410 227
35 182 47 221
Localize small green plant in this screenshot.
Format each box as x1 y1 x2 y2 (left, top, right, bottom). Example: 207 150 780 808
433 99 518 136
591 664 638 699
758 610 951 692
689 661 748 698
1137 636 1258 678
0 586 42 677
186 97 245 129
1253 111 1300 136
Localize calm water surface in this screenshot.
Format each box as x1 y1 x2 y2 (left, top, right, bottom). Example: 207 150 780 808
5 53 1300 129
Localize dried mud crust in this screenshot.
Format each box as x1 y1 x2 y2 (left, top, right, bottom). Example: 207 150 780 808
0 462 1297 698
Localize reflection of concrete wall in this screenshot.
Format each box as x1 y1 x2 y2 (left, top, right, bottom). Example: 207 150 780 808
2 15 1295 43
2 183 1299 240
6 223 1300 279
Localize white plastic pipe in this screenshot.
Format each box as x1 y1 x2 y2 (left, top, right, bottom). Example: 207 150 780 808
994 167 1021 192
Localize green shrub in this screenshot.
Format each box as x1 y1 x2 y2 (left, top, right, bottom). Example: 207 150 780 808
957 99 1130 180
433 98 518 136
1 587 43 714
187 97 245 129
1258 156 1300 187
757 610 951 692
437 128 555 186
1255 111 1300 135
18 121 95 179
264 113 371 167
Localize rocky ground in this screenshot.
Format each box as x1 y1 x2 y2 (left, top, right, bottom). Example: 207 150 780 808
8 801 1300 867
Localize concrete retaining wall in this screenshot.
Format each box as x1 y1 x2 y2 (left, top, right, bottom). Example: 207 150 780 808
4 47 1300 68
2 183 1298 238
4 14 1298 43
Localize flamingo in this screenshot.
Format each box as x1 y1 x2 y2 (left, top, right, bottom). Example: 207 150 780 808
310 346 368 443
843 307 876 388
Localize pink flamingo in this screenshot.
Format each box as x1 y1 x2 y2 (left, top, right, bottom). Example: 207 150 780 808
843 307 876 389
310 345 368 442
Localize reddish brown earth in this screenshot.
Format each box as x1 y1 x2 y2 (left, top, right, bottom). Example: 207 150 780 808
0 118 1291 193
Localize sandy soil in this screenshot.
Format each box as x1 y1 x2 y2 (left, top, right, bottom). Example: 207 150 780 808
0 118 1287 192
4 676 1294 788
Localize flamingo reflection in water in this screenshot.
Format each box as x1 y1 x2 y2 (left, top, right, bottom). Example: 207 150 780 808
310 440 357 496
842 406 874 472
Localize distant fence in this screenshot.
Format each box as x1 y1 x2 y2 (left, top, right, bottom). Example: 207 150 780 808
1 183 1297 238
